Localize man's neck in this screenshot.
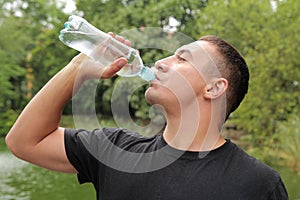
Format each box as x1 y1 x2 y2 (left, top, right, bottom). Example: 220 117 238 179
163 125 226 152
162 109 226 152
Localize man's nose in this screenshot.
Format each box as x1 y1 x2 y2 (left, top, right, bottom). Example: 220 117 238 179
154 57 171 72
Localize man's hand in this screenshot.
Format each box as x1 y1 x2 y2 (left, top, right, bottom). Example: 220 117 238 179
72 53 128 81
74 32 130 81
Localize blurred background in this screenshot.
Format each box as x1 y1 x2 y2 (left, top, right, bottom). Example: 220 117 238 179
0 0 299 199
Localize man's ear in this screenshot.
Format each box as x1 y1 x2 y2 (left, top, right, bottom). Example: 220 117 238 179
204 78 228 99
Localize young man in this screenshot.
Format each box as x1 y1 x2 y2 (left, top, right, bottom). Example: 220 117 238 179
6 35 288 199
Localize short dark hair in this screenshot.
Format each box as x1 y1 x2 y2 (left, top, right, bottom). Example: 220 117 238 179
199 35 249 119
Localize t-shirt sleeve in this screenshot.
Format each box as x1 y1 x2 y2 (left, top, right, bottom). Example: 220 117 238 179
267 177 289 200
64 127 159 185
64 128 100 184
64 127 139 185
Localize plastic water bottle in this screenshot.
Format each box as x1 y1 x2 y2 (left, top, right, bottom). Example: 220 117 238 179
59 15 156 81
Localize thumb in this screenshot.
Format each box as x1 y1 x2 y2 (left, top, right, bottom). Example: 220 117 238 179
101 58 127 79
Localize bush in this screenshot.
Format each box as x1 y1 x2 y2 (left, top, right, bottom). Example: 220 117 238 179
0 109 18 136
276 115 300 172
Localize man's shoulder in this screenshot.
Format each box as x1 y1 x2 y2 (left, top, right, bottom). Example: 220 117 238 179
66 127 145 141
65 127 163 152
230 142 279 176
94 127 158 144
227 141 281 188
218 141 287 198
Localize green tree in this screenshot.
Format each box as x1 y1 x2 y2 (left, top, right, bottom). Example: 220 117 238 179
0 0 70 134
0 16 28 109
0 15 29 135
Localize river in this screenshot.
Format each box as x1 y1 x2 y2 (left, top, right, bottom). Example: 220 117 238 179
1 138 299 199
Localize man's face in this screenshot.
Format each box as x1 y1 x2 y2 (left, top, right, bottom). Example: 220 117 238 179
145 41 220 109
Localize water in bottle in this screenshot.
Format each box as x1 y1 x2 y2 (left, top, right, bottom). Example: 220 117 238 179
59 15 156 81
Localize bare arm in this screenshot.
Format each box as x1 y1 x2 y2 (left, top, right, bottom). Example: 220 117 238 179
5 52 128 173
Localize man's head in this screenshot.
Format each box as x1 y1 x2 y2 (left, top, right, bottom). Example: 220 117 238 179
198 35 249 119
146 35 249 121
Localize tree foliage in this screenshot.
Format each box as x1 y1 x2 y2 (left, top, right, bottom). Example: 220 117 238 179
0 0 68 133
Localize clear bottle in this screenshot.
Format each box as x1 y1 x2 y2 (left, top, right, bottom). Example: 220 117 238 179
59 15 155 81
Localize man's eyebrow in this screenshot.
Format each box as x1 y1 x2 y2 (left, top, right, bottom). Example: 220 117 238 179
175 47 192 56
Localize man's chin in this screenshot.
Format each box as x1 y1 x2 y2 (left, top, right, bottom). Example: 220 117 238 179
145 89 154 105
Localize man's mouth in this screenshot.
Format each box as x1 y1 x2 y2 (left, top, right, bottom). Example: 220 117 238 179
149 79 159 87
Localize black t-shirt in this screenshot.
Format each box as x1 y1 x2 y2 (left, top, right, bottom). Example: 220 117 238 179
64 128 288 200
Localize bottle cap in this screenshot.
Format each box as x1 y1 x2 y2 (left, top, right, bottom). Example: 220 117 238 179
139 67 156 81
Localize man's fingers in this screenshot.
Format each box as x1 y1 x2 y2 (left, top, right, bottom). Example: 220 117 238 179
101 58 128 79
108 32 131 47
124 39 131 47
108 32 114 37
